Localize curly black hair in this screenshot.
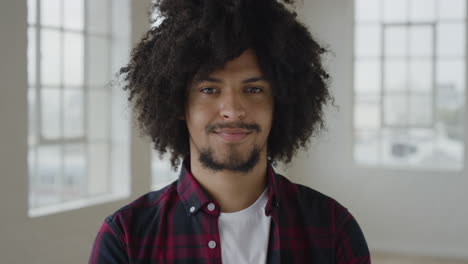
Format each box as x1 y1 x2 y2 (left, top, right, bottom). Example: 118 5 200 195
120 0 334 170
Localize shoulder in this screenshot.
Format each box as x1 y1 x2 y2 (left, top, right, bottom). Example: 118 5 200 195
274 173 355 231
104 180 178 234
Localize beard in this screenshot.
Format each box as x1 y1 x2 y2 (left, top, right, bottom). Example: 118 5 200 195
198 145 261 174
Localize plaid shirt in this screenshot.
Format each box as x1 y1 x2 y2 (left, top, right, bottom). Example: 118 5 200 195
90 160 371 263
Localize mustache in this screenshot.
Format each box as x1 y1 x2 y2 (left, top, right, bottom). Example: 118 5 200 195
207 122 261 133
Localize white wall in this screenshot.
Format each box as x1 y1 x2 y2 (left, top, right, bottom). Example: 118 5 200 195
292 0 468 259
0 1 152 263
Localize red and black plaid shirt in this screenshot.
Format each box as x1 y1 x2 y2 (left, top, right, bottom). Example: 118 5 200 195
90 160 371 263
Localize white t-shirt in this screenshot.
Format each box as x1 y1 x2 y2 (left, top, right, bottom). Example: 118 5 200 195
218 188 271 264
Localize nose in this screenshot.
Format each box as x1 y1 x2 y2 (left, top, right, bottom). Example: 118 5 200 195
219 91 246 120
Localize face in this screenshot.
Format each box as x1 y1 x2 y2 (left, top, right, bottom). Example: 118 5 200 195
185 49 274 173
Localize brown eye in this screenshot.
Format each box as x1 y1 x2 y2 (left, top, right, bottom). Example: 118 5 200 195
246 87 263 93
200 87 218 94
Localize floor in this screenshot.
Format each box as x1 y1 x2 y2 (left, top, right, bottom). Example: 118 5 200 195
372 251 468 264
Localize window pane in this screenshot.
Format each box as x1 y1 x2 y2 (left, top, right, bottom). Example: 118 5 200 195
35 145 62 208
384 59 407 93
410 0 436 22
409 94 433 126
63 143 86 201
355 0 380 22
437 59 465 94
64 32 84 86
381 128 413 163
28 88 38 146
28 27 36 86
409 59 433 93
64 89 84 138
41 88 62 139
355 96 381 129
64 0 84 30
88 90 110 141
355 60 381 94
28 0 36 24
437 23 465 57
88 0 109 34
41 29 61 86
439 0 466 20
88 143 109 195
87 36 109 87
384 26 407 57
355 25 381 57
354 129 380 165
41 0 61 27
384 95 408 126
409 26 433 57
383 0 408 22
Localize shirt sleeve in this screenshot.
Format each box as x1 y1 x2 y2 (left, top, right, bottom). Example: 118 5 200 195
334 205 371 264
89 219 128 264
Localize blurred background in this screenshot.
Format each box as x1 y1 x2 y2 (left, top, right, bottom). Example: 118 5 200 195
0 0 467 263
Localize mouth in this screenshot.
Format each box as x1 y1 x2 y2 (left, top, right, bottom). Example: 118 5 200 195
214 129 252 143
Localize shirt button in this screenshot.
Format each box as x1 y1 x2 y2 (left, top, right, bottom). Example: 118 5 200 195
208 240 217 249
207 203 215 211
189 206 196 213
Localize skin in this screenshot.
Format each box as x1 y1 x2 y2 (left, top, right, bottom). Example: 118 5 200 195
184 48 274 213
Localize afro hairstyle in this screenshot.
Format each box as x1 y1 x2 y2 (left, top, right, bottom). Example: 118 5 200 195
120 0 334 170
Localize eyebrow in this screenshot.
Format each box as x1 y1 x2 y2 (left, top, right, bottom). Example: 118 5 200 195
196 76 268 84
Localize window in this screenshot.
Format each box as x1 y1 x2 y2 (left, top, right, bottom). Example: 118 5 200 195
27 0 132 216
354 0 466 170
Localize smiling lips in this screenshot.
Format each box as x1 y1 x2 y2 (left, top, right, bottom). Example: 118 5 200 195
214 128 251 142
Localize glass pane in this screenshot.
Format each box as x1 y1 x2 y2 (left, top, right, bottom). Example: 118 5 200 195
437 59 465 94
41 29 61 86
64 32 84 86
409 59 433 92
381 128 413 163
354 129 380 165
41 0 61 27
427 123 464 170
384 59 407 93
355 60 381 94
152 152 179 188
88 143 109 195
28 27 36 86
88 90 110 141
87 36 109 88
384 95 408 126
409 94 433 126
41 88 62 139
384 26 407 57
88 0 109 34
35 145 62 207
111 90 130 141
28 0 36 24
111 144 130 193
439 0 466 20
64 89 84 138
410 0 436 22
383 0 408 22
354 96 381 129
28 88 38 146
409 26 434 57
64 0 84 30
437 23 465 57
355 25 381 57
355 0 380 22
63 143 86 201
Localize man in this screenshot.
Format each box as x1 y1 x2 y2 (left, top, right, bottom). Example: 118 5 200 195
90 0 371 263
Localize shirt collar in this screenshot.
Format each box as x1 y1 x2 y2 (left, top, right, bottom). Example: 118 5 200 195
176 158 280 217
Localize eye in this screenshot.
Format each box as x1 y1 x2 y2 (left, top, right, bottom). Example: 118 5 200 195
200 87 218 94
245 87 263 93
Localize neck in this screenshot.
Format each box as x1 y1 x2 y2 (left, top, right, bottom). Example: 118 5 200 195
189 152 268 213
